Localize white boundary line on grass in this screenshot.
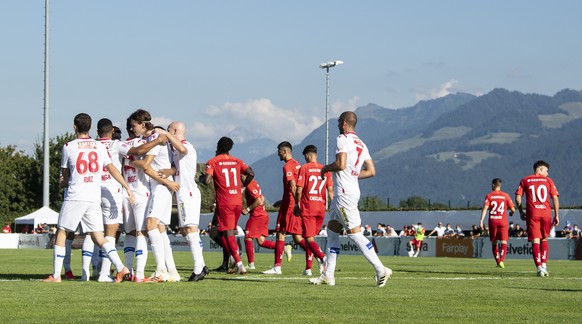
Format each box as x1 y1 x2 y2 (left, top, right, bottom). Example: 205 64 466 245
4 277 582 282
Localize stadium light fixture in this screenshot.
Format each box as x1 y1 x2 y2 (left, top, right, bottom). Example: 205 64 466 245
320 60 343 165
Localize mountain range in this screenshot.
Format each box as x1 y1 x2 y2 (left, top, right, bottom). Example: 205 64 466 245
250 88 582 207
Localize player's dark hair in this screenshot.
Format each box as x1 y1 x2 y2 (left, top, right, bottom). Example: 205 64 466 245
340 111 358 128
216 136 234 154
533 160 549 171
112 126 122 140
97 118 114 137
302 144 317 155
277 141 293 151
74 113 92 133
129 109 154 131
492 178 502 187
125 117 135 138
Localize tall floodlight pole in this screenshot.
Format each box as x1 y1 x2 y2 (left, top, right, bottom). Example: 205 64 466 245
42 0 50 207
319 60 343 165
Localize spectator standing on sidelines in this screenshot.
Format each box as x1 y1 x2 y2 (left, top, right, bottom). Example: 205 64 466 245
480 178 515 268
515 160 560 277
427 222 445 238
201 137 254 275
294 144 333 276
43 113 134 283
310 111 391 287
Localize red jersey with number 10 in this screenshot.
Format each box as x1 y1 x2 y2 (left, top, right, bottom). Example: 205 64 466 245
296 162 333 217
206 154 249 206
515 174 559 218
483 190 514 224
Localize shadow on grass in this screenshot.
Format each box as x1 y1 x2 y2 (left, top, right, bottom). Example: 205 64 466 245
509 286 582 293
0 273 48 280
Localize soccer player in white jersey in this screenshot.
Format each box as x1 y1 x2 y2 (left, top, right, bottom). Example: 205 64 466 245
43 113 134 283
310 111 392 287
156 122 209 281
118 117 169 282
129 109 180 282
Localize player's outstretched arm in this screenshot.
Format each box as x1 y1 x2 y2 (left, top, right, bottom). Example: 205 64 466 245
155 129 187 155
106 163 135 205
321 152 347 178
126 134 168 156
359 159 376 179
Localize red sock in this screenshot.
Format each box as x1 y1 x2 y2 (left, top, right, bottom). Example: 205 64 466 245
541 240 549 264
259 240 276 250
275 240 285 267
227 236 241 263
500 243 507 263
305 250 313 270
308 240 326 261
492 243 500 264
532 243 541 267
245 240 254 264
297 239 307 250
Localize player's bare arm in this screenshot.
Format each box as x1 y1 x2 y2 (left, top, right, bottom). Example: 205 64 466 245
552 195 560 226
199 174 212 186
479 206 488 229
126 134 168 156
242 167 255 187
59 168 70 188
156 128 187 155
140 154 180 192
158 166 177 179
321 152 347 178
293 186 304 216
515 194 526 220
358 159 376 179
243 195 264 215
106 163 136 205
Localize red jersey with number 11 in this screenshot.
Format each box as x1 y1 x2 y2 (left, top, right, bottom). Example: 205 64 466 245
206 154 249 206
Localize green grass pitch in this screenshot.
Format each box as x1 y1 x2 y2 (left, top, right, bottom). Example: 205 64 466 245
0 249 581 323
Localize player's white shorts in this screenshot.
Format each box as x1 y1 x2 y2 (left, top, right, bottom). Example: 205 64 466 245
123 193 149 232
146 184 172 225
101 186 123 225
329 198 361 231
177 190 201 228
58 200 104 233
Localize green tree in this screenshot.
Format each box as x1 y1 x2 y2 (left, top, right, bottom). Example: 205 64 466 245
0 146 39 224
196 163 216 213
32 133 76 212
399 195 429 210
359 196 387 211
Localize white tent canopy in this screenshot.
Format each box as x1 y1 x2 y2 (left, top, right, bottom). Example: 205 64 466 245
14 206 59 228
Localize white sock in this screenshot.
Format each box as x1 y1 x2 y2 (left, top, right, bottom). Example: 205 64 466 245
135 235 148 279
53 245 66 279
186 232 205 274
348 232 385 274
82 235 95 279
124 235 136 273
325 229 340 278
101 241 124 272
63 239 73 272
148 229 166 272
161 231 177 274
99 236 115 277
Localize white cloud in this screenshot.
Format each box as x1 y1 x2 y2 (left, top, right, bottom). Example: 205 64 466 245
191 98 326 148
150 116 173 129
415 79 460 102
331 96 360 116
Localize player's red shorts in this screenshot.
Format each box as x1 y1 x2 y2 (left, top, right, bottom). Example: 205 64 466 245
216 204 242 231
245 213 269 238
488 222 508 242
411 238 423 249
302 213 324 237
526 214 552 241
275 201 303 235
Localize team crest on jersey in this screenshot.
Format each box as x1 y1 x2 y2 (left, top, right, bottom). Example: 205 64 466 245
286 171 293 177
252 189 258 194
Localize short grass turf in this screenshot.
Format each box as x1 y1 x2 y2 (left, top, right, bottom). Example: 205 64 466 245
0 249 581 323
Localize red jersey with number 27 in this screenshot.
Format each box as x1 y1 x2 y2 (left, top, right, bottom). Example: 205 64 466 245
206 154 249 206
515 174 559 218
296 162 332 216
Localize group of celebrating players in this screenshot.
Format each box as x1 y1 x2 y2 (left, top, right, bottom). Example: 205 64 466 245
42 108 558 286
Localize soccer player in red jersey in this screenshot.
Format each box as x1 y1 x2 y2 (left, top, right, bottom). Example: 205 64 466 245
263 141 305 275
241 177 276 270
515 160 560 277
200 137 254 275
294 145 333 276
480 178 515 268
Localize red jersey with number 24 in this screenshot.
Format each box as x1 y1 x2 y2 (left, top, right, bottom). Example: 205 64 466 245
483 190 514 225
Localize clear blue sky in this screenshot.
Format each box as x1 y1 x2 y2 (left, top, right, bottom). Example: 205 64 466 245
2 1 581 154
